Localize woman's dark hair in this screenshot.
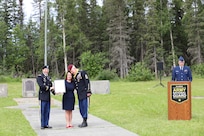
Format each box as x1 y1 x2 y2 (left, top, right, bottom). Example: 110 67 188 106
65 71 74 82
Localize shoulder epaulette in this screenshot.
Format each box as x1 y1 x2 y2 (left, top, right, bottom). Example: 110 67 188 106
38 74 44 77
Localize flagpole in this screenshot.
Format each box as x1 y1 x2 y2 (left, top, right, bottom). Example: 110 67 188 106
44 0 48 65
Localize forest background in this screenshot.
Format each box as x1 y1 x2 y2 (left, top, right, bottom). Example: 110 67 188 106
0 0 204 81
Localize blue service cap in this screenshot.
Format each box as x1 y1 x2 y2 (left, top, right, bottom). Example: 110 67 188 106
42 65 49 69
178 56 184 61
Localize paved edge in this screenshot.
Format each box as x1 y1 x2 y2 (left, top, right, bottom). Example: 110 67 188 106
11 97 139 136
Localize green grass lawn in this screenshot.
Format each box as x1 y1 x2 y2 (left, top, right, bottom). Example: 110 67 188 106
89 77 204 136
0 82 36 136
1 77 204 136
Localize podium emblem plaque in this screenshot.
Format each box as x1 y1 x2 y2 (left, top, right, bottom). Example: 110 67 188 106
171 84 188 103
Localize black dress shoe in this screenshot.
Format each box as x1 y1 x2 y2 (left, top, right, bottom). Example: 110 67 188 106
78 122 88 128
45 126 52 129
41 127 45 129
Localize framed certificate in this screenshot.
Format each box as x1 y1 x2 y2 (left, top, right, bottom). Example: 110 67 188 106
54 80 66 93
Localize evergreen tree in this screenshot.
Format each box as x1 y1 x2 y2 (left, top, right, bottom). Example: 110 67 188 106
127 0 146 63
104 0 132 78
88 0 105 52
144 0 161 78
184 0 204 64
24 20 39 76
9 24 29 76
0 0 23 74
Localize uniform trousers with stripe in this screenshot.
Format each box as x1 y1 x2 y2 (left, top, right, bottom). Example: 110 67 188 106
79 98 88 118
40 100 50 127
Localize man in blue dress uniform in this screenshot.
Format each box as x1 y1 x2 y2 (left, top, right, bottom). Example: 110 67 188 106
36 66 55 129
68 64 92 128
172 56 192 81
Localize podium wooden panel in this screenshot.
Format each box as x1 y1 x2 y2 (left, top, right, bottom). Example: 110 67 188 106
168 81 191 120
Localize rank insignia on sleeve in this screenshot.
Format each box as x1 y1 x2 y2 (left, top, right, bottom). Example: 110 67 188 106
77 73 82 82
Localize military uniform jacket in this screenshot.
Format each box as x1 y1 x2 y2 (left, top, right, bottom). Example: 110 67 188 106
74 70 91 100
172 66 192 81
37 73 53 101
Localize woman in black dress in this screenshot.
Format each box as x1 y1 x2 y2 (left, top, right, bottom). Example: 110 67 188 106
62 71 75 128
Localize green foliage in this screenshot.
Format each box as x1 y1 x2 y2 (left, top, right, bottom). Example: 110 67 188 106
0 75 21 83
183 0 204 65
0 0 204 79
79 51 109 78
192 64 204 77
126 62 154 81
95 70 119 81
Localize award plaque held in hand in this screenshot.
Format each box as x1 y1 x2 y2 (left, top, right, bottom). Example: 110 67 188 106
54 80 65 94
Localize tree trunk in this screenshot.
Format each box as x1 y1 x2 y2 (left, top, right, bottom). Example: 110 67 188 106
62 14 67 73
140 39 144 62
154 45 157 79
170 27 176 67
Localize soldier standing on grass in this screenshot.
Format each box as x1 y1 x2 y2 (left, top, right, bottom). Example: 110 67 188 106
36 65 55 129
68 64 92 128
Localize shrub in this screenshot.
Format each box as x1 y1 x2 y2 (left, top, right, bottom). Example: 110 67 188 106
126 62 154 81
80 51 109 78
0 75 21 82
192 64 204 77
95 70 119 81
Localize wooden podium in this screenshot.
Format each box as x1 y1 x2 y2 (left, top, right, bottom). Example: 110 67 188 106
168 81 191 120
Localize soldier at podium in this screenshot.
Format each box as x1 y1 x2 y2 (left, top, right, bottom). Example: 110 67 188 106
172 56 192 81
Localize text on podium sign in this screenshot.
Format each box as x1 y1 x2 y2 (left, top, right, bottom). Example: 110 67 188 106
171 84 188 103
